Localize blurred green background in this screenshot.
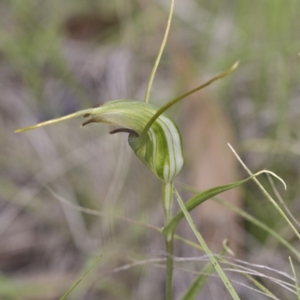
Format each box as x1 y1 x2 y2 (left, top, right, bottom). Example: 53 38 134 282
1 0 300 299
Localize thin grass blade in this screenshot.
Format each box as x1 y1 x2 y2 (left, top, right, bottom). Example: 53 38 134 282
60 256 102 300
174 188 240 300
228 143 300 240
289 257 300 300
240 272 280 300
177 183 300 259
144 0 174 103
181 247 227 300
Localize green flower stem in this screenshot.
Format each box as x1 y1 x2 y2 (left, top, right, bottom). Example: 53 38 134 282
165 237 174 300
163 182 173 223
163 182 174 300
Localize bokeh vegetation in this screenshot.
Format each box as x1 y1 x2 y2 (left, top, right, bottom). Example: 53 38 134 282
1 0 300 299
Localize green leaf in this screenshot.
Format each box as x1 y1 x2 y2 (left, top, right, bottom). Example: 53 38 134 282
163 178 249 237
174 188 241 300
60 256 101 300
181 247 227 300
181 261 215 300
241 273 280 300
163 170 286 237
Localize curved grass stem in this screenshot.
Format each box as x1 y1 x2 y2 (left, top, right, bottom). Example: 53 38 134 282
227 143 300 241
144 0 175 103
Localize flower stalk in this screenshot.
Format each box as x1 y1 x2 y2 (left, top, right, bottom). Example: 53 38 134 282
162 182 174 300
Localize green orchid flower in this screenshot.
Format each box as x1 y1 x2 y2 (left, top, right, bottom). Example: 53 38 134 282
15 62 238 184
